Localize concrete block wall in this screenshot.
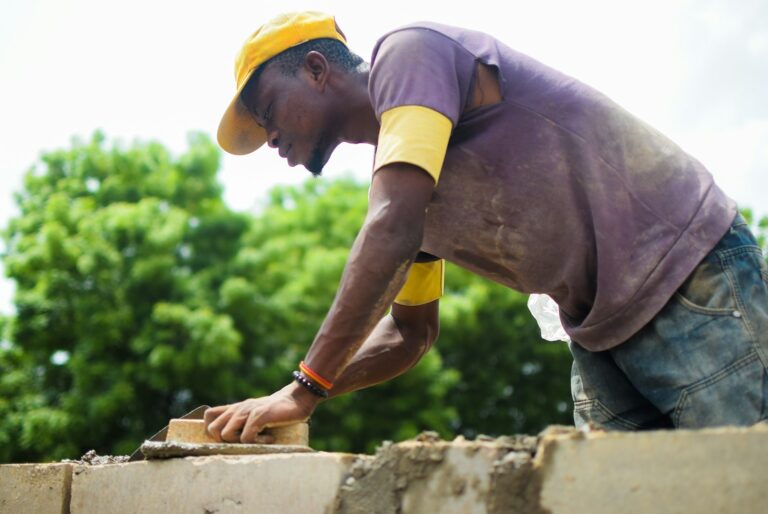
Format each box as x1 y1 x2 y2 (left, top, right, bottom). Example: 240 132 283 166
2 425 767 513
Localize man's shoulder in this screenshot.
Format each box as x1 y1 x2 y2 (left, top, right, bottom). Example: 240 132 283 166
376 20 454 41
371 22 462 63
368 21 488 123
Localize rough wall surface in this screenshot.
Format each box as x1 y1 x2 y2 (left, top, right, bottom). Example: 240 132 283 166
0 463 71 514
334 433 540 514
2 425 767 514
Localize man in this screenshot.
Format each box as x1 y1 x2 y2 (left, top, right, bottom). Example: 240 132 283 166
205 12 768 442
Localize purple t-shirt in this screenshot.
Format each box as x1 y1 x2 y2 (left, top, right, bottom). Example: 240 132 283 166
368 22 737 351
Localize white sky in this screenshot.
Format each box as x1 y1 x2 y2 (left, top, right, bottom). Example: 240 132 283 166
1 0 767 315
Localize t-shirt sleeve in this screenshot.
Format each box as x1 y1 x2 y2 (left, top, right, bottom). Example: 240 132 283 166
369 28 476 183
374 105 452 184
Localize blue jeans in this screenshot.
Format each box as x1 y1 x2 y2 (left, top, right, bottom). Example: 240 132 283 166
570 214 768 429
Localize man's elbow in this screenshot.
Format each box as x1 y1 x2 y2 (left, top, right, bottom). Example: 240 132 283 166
366 205 424 260
424 314 440 351
392 301 440 361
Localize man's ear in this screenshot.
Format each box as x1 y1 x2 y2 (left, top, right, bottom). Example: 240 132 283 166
303 51 330 89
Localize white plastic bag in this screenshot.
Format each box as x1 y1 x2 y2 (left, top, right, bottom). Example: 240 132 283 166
527 294 570 342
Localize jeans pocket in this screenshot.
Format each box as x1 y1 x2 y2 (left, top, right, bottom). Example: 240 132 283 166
673 351 766 428
676 245 766 316
674 255 738 316
673 292 735 316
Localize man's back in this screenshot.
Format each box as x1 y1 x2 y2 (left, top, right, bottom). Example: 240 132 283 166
369 22 736 349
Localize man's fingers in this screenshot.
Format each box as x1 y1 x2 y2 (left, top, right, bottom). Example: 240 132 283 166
221 405 252 443
204 405 229 427
206 405 237 442
240 408 266 443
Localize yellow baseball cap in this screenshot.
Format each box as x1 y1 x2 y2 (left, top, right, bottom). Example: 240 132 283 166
217 12 347 155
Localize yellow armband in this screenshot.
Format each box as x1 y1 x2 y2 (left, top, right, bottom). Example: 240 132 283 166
394 259 445 306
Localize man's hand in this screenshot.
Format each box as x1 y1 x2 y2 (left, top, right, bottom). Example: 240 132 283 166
204 382 321 443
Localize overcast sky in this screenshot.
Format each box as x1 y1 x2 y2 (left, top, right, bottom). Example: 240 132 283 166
1 0 766 315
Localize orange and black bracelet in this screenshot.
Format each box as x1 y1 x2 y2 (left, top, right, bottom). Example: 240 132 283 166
299 361 334 390
292 371 329 398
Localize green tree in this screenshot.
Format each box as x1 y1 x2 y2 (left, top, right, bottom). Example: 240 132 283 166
439 267 573 436
2 132 248 459
1 313 76 462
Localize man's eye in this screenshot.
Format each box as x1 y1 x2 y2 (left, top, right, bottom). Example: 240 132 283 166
263 103 273 121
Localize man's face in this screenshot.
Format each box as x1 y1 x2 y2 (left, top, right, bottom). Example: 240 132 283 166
242 59 340 176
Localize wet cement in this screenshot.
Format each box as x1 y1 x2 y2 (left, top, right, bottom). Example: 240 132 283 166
61 449 130 466
333 435 447 514
333 429 562 514
140 440 314 459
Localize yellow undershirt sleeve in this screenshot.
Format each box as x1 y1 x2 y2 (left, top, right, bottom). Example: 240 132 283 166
394 259 445 306
374 105 453 184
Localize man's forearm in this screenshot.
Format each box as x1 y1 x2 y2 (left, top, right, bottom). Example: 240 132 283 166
303 218 419 381
327 307 436 398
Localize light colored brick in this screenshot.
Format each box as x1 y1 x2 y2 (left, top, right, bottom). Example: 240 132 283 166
538 424 768 514
0 463 72 514
70 453 356 514
166 418 309 446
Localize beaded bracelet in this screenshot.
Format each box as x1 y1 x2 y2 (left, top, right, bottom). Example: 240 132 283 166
292 371 329 398
299 361 333 390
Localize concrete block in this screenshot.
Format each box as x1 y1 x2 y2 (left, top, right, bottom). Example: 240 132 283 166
70 452 356 514
537 425 768 514
335 434 538 514
0 463 72 514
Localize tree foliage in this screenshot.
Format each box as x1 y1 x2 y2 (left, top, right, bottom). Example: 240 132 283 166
2 132 249 459
741 207 768 254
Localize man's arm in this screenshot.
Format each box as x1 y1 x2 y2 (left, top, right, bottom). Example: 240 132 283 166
328 300 439 397
205 162 436 442
302 162 436 382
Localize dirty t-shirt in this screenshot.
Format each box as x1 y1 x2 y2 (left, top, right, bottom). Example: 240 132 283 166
368 22 737 351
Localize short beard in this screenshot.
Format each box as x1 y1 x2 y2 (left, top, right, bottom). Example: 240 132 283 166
305 144 326 177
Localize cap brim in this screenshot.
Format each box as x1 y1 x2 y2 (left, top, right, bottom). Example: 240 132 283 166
217 76 267 156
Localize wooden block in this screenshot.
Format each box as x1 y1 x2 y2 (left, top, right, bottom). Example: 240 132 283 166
166 419 309 446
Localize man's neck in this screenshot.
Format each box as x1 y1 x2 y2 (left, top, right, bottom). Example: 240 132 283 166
335 70 379 146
